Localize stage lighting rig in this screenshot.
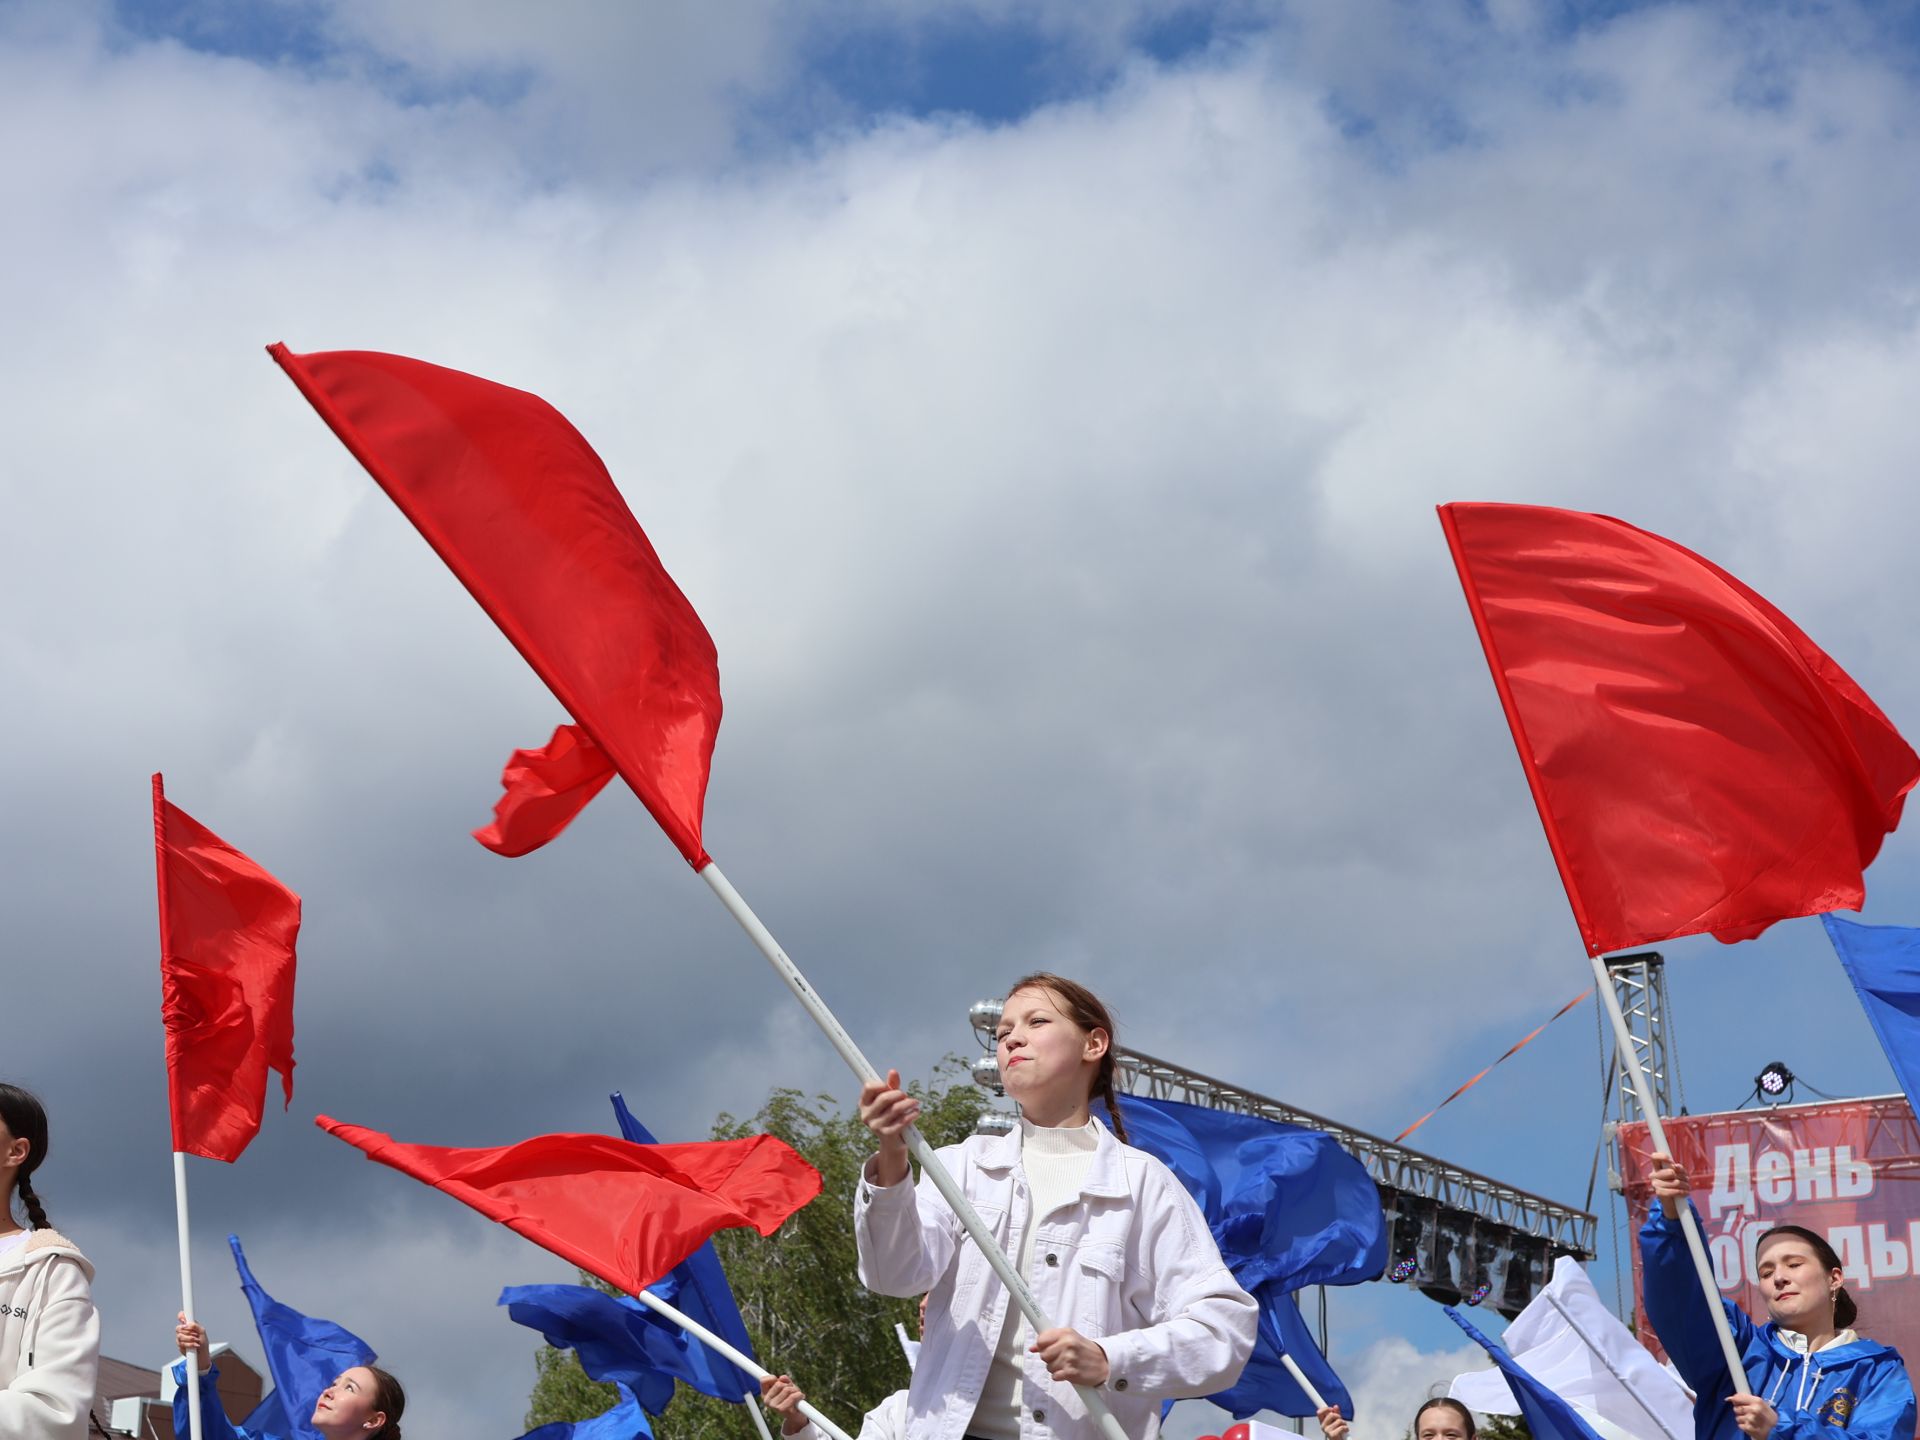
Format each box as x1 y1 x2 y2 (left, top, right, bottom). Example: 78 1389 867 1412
1755 1061 1795 1104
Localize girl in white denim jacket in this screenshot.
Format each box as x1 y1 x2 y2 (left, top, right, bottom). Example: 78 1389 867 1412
855 974 1256 1440
0 1084 101 1440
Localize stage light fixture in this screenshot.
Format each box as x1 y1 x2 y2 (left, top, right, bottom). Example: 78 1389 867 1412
1756 1061 1794 1102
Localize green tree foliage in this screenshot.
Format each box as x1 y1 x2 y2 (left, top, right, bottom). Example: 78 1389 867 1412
525 1063 988 1437
1476 1414 1532 1440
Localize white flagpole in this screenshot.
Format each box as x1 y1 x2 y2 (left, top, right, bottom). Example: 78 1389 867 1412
173 1151 205 1440
1588 951 1749 1393
1279 1352 1329 1413
745 1388 780 1440
629 1287 855 1440
699 862 1134 1440
1542 1292 1687 1440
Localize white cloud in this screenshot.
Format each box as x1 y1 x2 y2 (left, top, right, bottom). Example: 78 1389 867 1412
1348 1336 1495 1436
6 1 1920 1433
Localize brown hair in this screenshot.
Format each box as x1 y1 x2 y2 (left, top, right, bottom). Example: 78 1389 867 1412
365 1367 405 1440
1003 973 1127 1143
1758 1225 1857 1330
0 1085 51 1230
1415 1398 1477 1437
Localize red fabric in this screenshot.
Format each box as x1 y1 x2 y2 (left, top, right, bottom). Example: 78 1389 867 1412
268 344 722 868
153 774 302 1162
317 1118 821 1293
474 723 618 857
1440 503 1920 955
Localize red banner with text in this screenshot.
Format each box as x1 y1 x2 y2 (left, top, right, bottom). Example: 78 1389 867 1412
1620 1097 1920 1378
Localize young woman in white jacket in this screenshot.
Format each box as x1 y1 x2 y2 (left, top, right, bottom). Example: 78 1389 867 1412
0 1084 101 1440
855 973 1257 1440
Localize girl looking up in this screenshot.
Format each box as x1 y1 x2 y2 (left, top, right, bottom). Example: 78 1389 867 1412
1641 1151 1914 1440
172 1318 405 1440
855 973 1256 1440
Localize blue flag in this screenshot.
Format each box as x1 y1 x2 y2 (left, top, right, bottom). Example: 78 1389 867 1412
503 1276 735 1416
1446 1307 1605 1440
229 1235 377 1440
1096 1094 1385 1419
1823 915 1920 1110
609 1091 759 1400
518 1383 654 1440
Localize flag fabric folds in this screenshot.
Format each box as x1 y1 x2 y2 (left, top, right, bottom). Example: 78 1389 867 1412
153 773 302 1162
501 1276 736 1415
229 1234 378 1440
1439 502 1919 956
475 724 618 857
1449 1255 1692 1440
316 1118 820 1295
1097 1093 1385 1418
1823 915 1920 1113
268 344 722 869
518 1383 653 1440
1446 1306 1607 1440
609 1092 760 1400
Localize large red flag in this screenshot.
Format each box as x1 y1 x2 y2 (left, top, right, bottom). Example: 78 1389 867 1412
153 774 302 1162
267 345 722 868
473 723 618 857
1440 503 1920 955
317 1119 821 1293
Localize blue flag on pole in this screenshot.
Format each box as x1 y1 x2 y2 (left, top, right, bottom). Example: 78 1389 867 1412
609 1092 760 1401
1446 1307 1606 1440
1823 915 1920 1111
228 1235 377 1440
502 1275 738 1416
518 1383 654 1440
1096 1094 1385 1419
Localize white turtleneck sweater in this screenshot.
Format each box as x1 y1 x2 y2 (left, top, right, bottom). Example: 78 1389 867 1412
966 1117 1101 1440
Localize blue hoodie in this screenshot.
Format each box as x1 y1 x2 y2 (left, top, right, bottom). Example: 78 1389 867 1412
1641 1206 1915 1440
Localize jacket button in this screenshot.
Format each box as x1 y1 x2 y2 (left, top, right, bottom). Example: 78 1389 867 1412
1033 1410 1046 1424
1114 1379 1128 1390
1045 1253 1059 1266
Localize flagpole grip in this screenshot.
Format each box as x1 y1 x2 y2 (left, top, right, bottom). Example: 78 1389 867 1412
699 863 1135 1440
1587 952 1750 1394
629 1286 857 1440
1278 1352 1329 1414
173 1151 205 1440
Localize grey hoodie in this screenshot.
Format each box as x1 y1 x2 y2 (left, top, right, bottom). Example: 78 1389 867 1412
0 1229 101 1440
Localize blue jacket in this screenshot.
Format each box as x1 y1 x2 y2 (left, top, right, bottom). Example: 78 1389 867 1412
1641 1206 1916 1440
170 1360 265 1440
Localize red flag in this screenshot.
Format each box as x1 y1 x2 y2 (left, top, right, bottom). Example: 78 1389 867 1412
153 774 302 1162
1440 503 1920 955
317 1118 821 1293
267 345 722 868
474 723 618 857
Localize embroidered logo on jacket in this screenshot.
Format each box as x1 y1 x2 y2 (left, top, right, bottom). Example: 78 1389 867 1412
1821 1388 1856 1427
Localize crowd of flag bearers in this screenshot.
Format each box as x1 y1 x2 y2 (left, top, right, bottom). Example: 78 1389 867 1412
8 342 1920 1440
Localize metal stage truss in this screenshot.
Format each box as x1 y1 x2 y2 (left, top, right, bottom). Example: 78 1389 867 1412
968 1001 1596 1318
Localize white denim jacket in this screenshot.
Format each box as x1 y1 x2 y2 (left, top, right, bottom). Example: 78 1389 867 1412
855 1118 1256 1440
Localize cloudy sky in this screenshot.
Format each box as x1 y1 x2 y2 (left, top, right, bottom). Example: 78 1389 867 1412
7 0 1920 1434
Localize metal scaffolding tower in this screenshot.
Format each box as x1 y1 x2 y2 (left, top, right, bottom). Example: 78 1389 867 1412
1602 950 1674 1126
